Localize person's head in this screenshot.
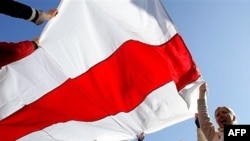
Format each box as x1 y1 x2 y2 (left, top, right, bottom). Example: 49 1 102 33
214 106 237 128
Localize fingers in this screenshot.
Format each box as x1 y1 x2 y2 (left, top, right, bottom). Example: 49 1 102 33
138 132 145 141
47 9 58 19
32 37 40 46
199 82 208 98
35 9 58 25
199 82 207 92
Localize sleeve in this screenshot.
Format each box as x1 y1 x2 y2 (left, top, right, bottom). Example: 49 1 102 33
0 1 39 22
197 128 207 141
0 40 37 68
197 99 217 141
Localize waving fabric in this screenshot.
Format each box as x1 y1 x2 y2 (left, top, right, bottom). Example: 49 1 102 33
0 0 202 141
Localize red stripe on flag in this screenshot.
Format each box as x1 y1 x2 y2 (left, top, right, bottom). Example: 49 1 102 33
0 34 200 141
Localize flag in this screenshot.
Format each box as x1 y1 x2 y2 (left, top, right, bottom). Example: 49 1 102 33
0 0 202 140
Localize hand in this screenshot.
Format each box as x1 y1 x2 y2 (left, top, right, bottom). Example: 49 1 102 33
199 82 207 99
138 132 144 141
46 9 58 20
32 37 40 47
36 9 58 25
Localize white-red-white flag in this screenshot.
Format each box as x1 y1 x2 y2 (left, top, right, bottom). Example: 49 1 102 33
0 0 202 140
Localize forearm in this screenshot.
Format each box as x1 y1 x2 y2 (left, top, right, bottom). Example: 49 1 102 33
197 99 216 141
0 41 37 68
0 1 39 22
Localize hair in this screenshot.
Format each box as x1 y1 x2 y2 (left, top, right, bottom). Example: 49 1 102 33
214 106 237 124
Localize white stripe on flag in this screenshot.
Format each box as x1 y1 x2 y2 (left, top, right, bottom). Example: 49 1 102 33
0 50 67 119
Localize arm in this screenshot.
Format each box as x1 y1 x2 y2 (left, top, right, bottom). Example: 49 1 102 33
0 1 58 25
0 1 39 22
0 40 38 68
197 128 207 141
197 83 217 141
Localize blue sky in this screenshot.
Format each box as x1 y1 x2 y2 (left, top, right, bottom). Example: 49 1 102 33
147 1 250 141
1 1 250 141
